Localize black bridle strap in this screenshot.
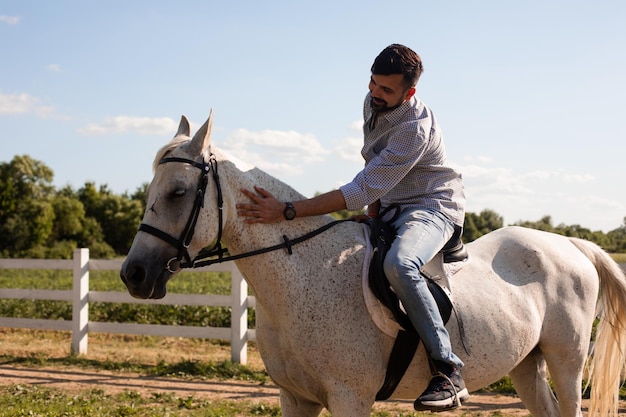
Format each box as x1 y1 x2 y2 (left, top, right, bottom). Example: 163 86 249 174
138 223 183 250
191 218 349 268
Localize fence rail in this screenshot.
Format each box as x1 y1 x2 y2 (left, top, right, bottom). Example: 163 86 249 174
0 249 256 364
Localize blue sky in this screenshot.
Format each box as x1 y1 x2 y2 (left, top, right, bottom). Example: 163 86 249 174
1 1 625 232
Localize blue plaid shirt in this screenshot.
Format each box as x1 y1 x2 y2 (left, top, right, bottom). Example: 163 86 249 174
340 93 465 226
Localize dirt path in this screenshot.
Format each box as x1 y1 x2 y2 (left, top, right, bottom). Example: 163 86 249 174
0 364 539 416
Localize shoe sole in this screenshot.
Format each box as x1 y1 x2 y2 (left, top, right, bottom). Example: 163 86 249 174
414 389 470 412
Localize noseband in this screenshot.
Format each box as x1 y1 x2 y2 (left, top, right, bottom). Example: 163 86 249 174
138 154 227 273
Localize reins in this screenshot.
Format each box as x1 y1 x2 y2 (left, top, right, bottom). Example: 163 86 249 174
138 154 348 272
192 218 348 268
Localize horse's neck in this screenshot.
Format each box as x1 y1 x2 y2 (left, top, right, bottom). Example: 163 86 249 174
220 153 355 302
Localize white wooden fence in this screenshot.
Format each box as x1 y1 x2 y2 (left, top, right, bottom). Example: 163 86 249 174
0 249 256 364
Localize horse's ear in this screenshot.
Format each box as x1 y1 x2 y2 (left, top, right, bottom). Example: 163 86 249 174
188 109 213 156
176 115 191 137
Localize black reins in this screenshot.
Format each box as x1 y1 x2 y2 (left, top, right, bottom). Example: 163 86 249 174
138 154 346 273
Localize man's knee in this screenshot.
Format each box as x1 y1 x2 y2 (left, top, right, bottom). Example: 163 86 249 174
383 255 422 287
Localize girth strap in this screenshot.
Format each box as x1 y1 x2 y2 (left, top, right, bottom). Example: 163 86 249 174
375 330 420 401
374 279 453 401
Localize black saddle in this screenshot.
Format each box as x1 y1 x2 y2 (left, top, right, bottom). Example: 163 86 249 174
364 215 467 401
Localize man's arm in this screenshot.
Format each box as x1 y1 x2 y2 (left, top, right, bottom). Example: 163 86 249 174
237 186 346 224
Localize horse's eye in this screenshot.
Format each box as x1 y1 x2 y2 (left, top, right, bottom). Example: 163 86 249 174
170 188 186 199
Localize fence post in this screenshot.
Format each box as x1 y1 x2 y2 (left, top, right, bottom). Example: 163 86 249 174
71 248 89 355
230 267 248 364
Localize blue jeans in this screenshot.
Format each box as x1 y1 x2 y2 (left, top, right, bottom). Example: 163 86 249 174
382 207 464 368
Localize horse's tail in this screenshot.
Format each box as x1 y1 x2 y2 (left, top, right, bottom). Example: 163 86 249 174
569 237 626 417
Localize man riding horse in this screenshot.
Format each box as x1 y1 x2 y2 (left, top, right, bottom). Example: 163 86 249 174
236 43 468 411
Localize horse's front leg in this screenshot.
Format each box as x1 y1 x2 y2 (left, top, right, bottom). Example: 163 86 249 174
326 386 376 417
279 389 323 417
279 387 375 417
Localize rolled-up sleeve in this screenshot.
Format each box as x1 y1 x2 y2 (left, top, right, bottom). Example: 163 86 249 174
339 180 368 211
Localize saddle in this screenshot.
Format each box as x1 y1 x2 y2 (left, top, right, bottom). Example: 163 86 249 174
365 215 469 401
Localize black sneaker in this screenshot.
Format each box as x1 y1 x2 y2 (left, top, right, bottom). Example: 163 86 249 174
414 363 469 411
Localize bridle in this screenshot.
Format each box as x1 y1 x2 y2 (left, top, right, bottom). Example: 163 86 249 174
138 153 347 273
138 154 227 273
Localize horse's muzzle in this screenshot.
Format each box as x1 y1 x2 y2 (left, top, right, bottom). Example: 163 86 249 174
120 260 169 299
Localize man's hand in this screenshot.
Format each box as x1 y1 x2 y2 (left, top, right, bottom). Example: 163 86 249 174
350 214 372 223
236 186 285 224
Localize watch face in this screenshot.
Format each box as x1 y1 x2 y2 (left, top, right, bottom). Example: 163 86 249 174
284 203 296 220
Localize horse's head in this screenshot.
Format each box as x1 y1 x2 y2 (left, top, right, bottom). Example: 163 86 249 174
120 111 222 299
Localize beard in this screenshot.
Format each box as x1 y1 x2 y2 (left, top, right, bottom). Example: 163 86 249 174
370 96 402 113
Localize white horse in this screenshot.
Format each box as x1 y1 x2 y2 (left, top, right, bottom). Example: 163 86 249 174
121 113 626 417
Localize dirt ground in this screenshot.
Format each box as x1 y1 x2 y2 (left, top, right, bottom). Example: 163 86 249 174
2 364 623 416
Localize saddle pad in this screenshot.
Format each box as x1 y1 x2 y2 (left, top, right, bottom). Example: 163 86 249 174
360 223 402 337
359 223 471 338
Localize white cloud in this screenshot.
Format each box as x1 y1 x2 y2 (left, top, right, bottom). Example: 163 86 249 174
219 128 329 176
522 169 594 183
47 64 62 72
0 15 19 25
228 128 328 157
463 155 493 164
0 92 55 118
77 116 178 136
333 136 363 163
457 156 623 231
350 119 363 131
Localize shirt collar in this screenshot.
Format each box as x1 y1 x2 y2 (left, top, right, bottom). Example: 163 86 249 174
368 93 418 125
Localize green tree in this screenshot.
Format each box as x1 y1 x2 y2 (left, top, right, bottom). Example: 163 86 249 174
0 156 56 256
47 193 113 258
77 182 144 254
130 182 149 210
514 215 555 232
463 209 503 242
51 194 85 238
607 217 626 252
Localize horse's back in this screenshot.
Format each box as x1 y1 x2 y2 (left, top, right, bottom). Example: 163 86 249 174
458 226 599 315
465 226 598 283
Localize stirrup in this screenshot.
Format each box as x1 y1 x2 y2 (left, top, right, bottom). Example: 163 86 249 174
414 371 468 412
438 371 463 409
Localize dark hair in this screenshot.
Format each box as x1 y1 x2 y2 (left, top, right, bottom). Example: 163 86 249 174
371 44 423 87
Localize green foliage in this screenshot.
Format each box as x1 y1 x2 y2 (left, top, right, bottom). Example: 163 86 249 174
0 155 144 258
463 209 503 242
77 182 145 254
607 217 626 252
0 155 56 257
513 215 626 252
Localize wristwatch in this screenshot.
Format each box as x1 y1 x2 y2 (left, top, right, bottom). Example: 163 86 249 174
283 202 296 220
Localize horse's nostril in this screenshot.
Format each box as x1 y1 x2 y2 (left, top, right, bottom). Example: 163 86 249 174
121 264 146 286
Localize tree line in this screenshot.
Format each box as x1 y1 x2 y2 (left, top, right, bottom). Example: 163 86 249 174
1 154 625 259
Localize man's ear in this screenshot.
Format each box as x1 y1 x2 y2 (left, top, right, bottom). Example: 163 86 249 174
405 87 416 101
